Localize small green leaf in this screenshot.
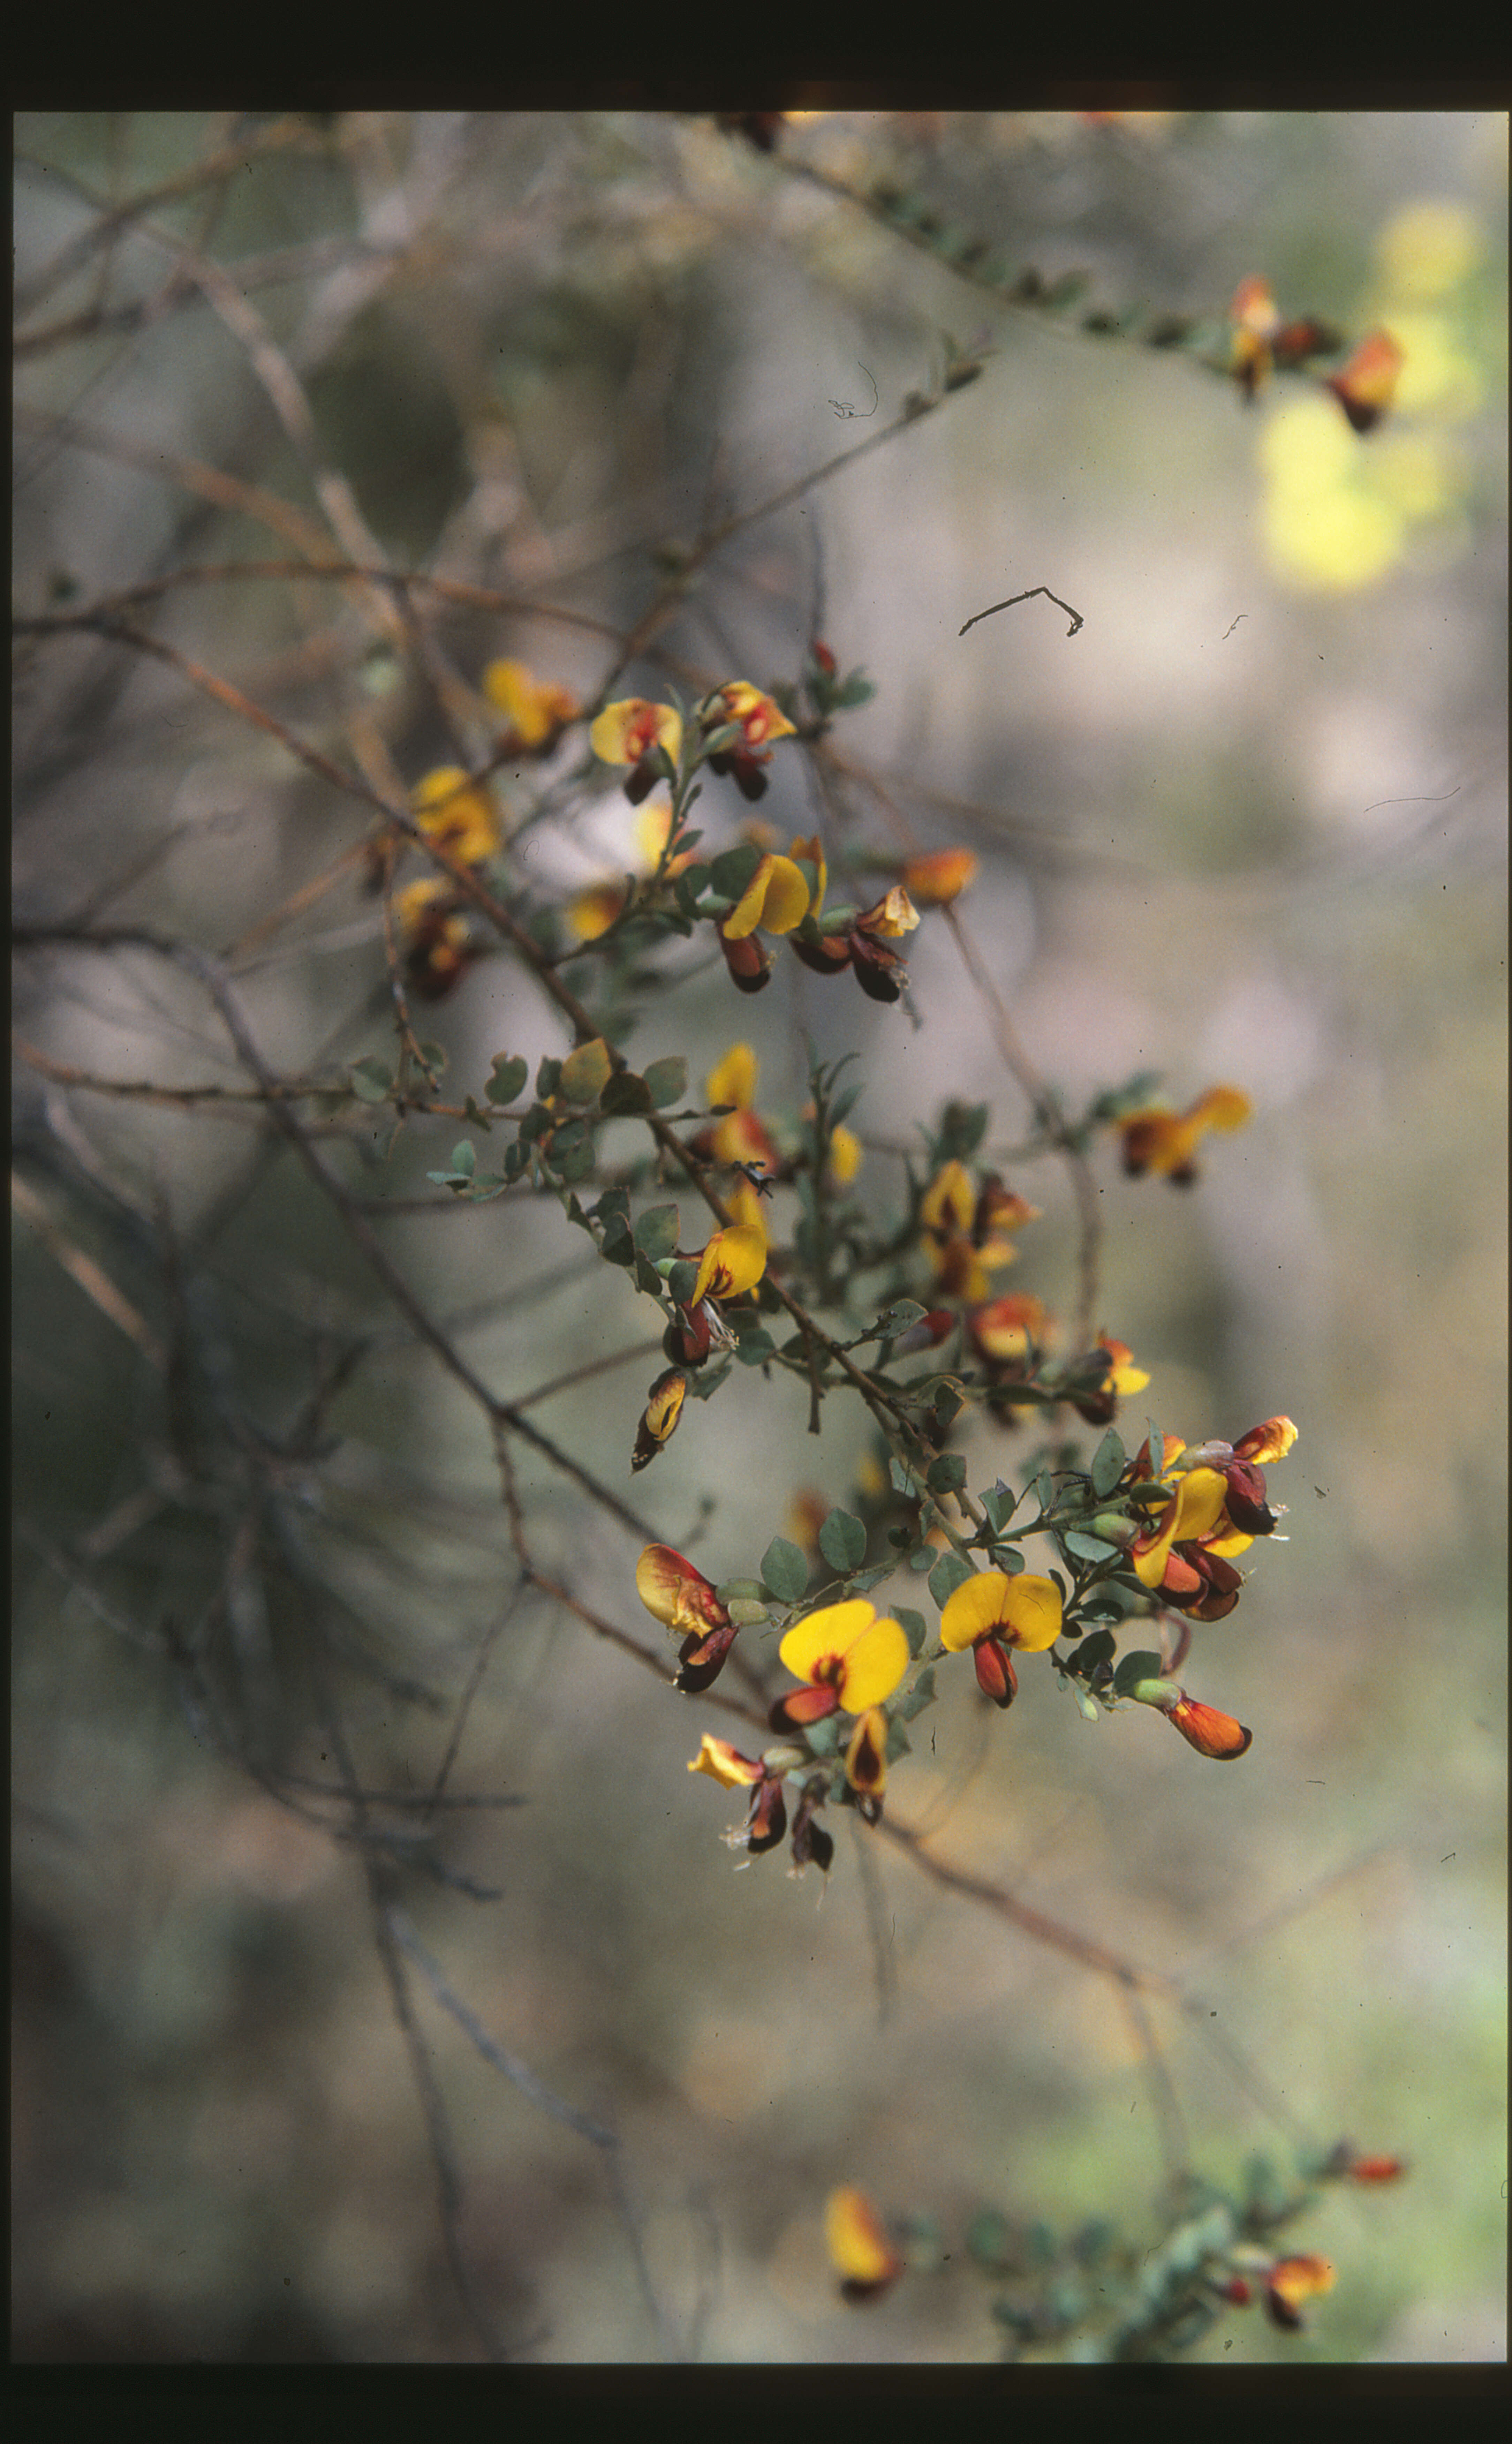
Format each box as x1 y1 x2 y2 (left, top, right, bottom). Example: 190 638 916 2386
981 1482 1017 1534
1113 1650 1166 1698
1063 1529 1120 1563
504 1138 531 1182
633 1204 680 1259
559 1038 613 1104
1030 1469 1054 1514
1090 1427 1127 1499
1069 1629 1117 1674
928 1551 975 1609
643 1056 688 1109
491 1051 532 1109
535 1056 562 1101
897 1667 937 1725
633 1252 666 1299
417 1041 447 1075
893 1607 927 1658
818 1508 867 1573
926 1453 966 1495
449 1140 477 1178
683 1357 732 1401
708 841 763 899
734 1329 775 1366
761 1537 810 1606
553 1137 596 1183
666 1258 698 1307
349 1057 393 1104
868 1300 926 1345
600 1070 652 1117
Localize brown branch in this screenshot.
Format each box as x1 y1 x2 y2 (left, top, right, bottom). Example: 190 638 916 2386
876 1812 1176 1995
12 1170 168 1369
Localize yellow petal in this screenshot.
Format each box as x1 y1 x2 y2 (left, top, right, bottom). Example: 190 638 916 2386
825 2187 899 2286
920 1160 975 1237
589 699 682 767
706 1043 757 1112
1192 1084 1252 1134
636 1543 721 1633
779 1598 877 1683
940 1570 1062 1653
691 1223 767 1304
828 1123 862 1185
688 1734 761 1789
837 1616 909 1710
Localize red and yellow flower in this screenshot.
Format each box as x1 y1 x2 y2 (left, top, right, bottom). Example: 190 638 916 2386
690 1222 767 1306
970 1292 1052 1372
920 1162 1035 1304
687 1735 788 1853
1069 1336 1150 1426
703 681 797 802
396 879 474 999
482 658 579 753
1230 274 1283 399
411 766 502 865
636 1544 742 1692
1127 1417 1294 1618
769 1599 909 1734
1326 330 1405 434
631 1367 687 1471
568 798 698 943
940 1570 1063 1708
825 2186 904 2303
1118 1085 1251 1184
590 698 684 801
1264 2253 1335 2330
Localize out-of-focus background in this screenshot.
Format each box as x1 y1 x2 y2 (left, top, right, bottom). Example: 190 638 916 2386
12 109 1506 2363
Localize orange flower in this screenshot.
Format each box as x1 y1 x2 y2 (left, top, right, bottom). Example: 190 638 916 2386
1265 2254 1335 2330
970 1292 1052 1370
1119 1085 1251 1184
900 847 977 907
1326 330 1405 434
1230 275 1282 400
825 2186 904 2303
1164 1692 1253 1760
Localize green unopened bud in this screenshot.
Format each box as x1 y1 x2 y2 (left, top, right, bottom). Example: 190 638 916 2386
1128 1676 1184 1708
1088 1511 1139 1548
726 1598 770 1628
760 1742 808 1775
714 1579 769 1605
